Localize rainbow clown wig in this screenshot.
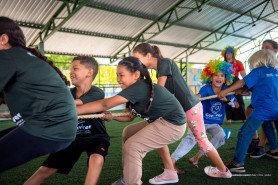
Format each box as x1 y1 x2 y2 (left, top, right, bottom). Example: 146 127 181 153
200 59 234 85
221 46 238 57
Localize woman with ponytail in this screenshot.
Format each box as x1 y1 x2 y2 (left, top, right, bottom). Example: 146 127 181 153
0 16 77 173
77 56 186 185
133 43 232 184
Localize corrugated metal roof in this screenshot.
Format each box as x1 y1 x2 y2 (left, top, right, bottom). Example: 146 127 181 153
0 0 277 64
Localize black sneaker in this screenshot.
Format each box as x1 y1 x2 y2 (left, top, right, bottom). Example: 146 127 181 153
247 139 259 154
250 146 265 158
265 151 278 159
226 162 246 173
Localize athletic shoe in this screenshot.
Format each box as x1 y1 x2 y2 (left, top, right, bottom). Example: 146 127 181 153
149 169 179 184
247 138 259 154
204 166 232 178
226 162 246 173
111 177 125 185
250 146 265 158
265 150 278 159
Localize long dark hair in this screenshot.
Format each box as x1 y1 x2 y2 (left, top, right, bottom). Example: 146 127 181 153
118 56 154 112
0 16 70 86
133 43 164 59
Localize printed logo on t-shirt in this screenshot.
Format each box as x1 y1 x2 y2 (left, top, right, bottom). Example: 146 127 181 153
12 113 25 126
210 102 222 114
205 102 223 120
76 119 92 135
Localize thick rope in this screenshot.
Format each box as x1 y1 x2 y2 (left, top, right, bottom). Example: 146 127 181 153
77 92 236 119
199 92 235 101
0 112 131 119
78 112 131 119
0 92 235 119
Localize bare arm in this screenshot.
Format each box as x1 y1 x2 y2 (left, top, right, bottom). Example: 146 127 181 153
75 99 83 106
239 70 246 78
218 80 246 99
77 95 128 115
157 76 167 87
233 101 239 108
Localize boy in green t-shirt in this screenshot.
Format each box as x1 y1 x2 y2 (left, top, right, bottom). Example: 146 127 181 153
24 56 110 185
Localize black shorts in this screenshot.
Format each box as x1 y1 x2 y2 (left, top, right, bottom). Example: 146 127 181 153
42 138 110 174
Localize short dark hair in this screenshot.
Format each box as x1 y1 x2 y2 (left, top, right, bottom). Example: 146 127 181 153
72 56 99 80
263 39 278 49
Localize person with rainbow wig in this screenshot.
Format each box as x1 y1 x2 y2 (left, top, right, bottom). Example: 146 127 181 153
222 46 246 123
218 49 278 173
200 58 235 85
171 59 238 176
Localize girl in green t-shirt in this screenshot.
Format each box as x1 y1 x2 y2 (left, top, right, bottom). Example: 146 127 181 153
77 56 186 185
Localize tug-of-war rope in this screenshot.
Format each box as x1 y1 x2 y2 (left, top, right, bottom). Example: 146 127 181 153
198 92 235 101
78 92 235 119
0 92 235 119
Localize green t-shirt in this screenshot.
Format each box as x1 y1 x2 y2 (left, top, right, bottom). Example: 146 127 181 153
0 47 77 142
118 79 185 125
71 86 110 142
157 58 200 111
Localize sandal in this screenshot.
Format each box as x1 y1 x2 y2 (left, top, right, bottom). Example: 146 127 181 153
188 157 199 168
175 167 185 175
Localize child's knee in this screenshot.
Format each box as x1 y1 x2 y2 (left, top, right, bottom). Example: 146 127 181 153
216 131 226 144
38 166 57 178
89 154 104 166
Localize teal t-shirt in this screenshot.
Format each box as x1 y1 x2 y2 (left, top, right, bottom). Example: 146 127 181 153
157 58 200 111
0 47 77 142
71 86 110 142
118 79 186 125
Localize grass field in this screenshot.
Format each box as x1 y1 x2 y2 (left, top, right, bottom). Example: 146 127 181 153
0 101 277 185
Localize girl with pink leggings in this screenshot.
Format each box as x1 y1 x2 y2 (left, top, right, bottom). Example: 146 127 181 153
133 43 232 184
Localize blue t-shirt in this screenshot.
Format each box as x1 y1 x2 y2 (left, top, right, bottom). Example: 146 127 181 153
199 84 237 125
244 66 278 120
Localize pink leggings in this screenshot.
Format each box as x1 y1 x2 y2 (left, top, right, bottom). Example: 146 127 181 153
186 102 213 153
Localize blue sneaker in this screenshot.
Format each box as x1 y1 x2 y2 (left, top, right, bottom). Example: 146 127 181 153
226 162 245 173
250 146 265 158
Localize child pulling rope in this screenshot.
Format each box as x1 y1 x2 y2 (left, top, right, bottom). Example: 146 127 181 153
78 92 236 119
0 92 236 119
